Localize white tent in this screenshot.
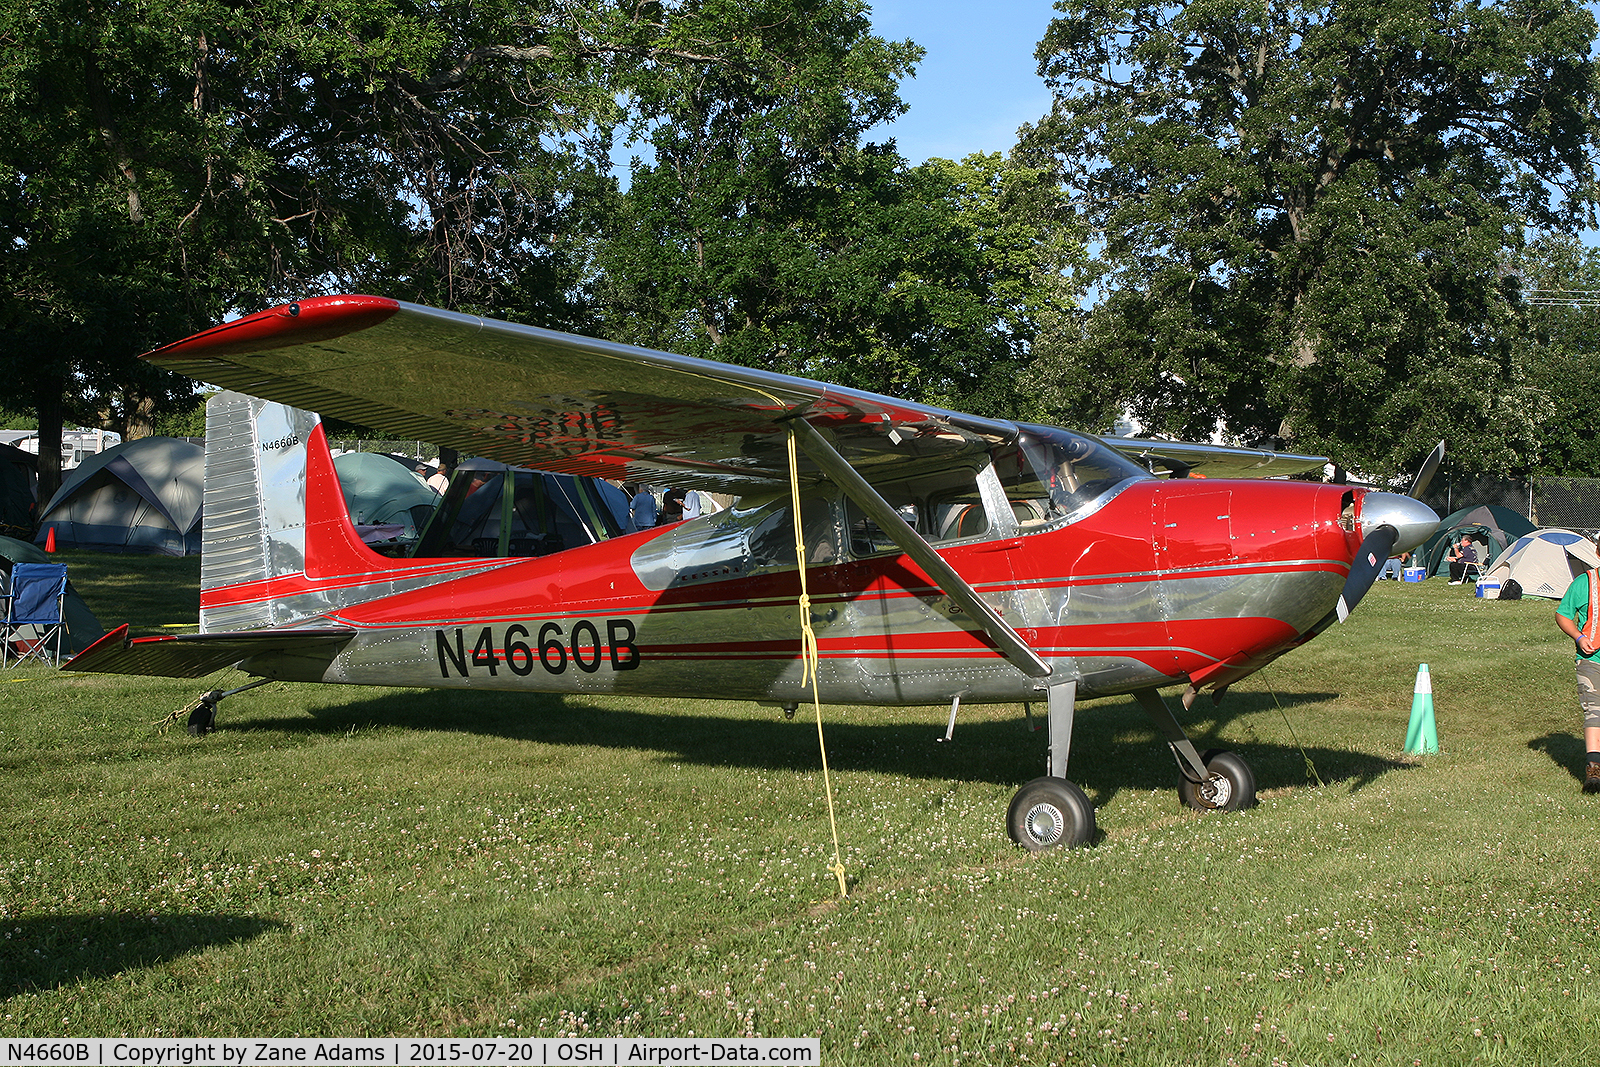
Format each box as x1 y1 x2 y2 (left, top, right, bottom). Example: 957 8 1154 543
1485 529 1600 600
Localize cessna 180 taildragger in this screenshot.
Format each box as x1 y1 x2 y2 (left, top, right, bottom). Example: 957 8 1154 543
65 295 1441 850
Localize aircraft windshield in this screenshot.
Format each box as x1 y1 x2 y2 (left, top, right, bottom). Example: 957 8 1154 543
996 426 1148 526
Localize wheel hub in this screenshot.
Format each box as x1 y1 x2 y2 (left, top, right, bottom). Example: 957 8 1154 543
1198 772 1233 809
1023 802 1065 846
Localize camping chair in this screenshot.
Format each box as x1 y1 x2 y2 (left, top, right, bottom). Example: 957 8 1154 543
2 562 69 668
1462 538 1490 582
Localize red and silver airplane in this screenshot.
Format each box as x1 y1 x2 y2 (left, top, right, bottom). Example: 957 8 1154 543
65 295 1440 849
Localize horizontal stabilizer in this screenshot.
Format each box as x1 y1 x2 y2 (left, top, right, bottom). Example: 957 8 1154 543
63 623 356 678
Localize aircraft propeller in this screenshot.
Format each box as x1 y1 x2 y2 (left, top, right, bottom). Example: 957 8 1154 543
1336 525 1399 622
1408 440 1445 499
1335 443 1446 622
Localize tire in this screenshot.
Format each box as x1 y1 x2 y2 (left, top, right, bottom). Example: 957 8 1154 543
187 694 219 737
1007 777 1096 850
1178 748 1256 811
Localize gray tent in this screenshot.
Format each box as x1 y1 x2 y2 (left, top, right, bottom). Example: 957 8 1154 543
0 535 105 652
0 443 35 540
34 437 204 556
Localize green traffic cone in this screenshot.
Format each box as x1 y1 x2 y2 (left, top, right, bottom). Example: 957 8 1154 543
1404 663 1439 754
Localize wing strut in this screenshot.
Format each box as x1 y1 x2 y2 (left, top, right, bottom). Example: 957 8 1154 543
786 417 1052 679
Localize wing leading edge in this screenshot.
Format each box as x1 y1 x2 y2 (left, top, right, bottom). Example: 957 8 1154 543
146 296 1324 489
1110 437 1327 480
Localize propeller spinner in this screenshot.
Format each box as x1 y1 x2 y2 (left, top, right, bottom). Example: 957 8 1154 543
1335 482 1442 623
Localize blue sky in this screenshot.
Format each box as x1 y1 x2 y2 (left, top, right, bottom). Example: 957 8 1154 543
866 2 1060 165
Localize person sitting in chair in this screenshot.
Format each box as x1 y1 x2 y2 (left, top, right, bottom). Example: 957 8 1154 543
1447 535 1479 584
1381 550 1410 580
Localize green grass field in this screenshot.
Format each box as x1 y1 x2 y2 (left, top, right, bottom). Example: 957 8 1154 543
3 551 1598 1061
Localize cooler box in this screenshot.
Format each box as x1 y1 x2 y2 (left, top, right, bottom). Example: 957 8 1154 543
1403 567 1425 582
1476 578 1501 599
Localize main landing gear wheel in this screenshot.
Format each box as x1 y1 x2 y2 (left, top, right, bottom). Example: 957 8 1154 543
1007 777 1096 850
1178 749 1257 812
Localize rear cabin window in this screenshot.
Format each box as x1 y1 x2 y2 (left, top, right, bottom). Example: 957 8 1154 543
406 469 627 558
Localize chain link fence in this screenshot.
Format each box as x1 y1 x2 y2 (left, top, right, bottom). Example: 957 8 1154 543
1533 477 1600 537
1420 473 1600 539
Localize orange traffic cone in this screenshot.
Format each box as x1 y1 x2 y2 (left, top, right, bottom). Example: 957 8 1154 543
43 527 55 552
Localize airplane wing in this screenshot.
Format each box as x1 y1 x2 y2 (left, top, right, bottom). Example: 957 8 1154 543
63 624 356 678
143 296 1019 495
1107 437 1327 480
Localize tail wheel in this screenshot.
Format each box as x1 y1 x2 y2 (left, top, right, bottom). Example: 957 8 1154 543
1179 749 1257 811
1007 777 1096 851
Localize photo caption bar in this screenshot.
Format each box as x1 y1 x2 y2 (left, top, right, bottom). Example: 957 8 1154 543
0 1040 820 1067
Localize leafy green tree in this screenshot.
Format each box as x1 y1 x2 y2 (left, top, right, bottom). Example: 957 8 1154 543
591 0 1085 419
1509 235 1600 476
916 152 1087 420
1025 0 1600 476
0 0 646 496
592 0 918 374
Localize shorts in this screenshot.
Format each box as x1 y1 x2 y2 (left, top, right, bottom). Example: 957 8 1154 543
1578 659 1600 730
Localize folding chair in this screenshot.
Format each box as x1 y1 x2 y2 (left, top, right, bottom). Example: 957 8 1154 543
2 562 69 668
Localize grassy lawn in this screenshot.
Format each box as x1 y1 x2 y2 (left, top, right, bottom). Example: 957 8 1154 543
2 551 1597 1062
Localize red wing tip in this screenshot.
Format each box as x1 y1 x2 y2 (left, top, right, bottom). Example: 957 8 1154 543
62 622 130 669
142 295 402 362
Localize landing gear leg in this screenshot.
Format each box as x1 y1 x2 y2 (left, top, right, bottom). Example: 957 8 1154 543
1008 681 1096 850
1133 688 1257 811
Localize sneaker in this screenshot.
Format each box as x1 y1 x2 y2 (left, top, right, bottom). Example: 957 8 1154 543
1585 764 1600 794
1448 580 1461 585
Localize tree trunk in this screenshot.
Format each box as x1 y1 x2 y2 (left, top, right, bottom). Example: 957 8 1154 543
34 381 65 508
124 393 156 440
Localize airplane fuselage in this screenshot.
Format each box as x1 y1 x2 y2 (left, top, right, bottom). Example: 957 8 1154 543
225 422 1359 708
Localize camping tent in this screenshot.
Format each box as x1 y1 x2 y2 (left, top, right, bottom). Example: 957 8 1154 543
1484 529 1600 600
0 443 35 540
332 451 440 544
34 437 204 556
1419 504 1537 579
0 534 104 652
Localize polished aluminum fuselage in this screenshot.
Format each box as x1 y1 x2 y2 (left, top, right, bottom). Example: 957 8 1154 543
214 413 1360 707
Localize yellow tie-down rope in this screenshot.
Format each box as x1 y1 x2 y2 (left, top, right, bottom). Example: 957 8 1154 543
787 425 849 899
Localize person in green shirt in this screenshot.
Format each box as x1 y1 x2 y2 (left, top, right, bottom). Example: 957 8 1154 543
1555 567 1600 792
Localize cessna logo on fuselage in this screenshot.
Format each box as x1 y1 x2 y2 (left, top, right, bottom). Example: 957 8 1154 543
258 433 302 452
435 620 639 678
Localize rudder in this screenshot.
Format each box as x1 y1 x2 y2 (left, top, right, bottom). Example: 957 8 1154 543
200 392 322 633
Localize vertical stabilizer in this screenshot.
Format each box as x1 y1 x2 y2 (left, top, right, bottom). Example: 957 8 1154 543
201 392 321 633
